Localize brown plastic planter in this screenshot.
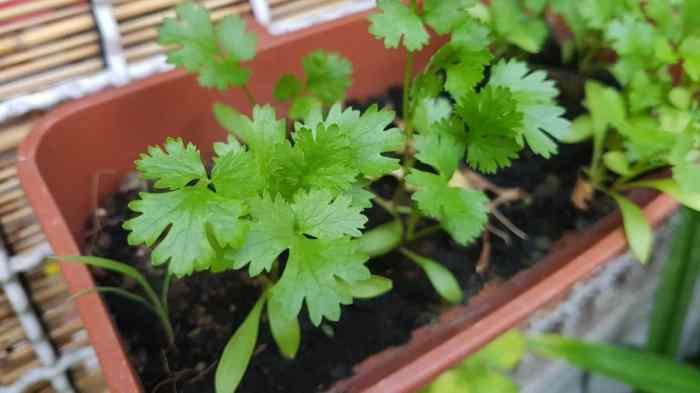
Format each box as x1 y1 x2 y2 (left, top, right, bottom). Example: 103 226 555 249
18 11 678 393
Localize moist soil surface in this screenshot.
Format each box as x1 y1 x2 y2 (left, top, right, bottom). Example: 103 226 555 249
83 86 613 393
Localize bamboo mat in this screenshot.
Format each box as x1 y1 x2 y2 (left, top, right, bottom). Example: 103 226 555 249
0 0 252 101
0 117 107 393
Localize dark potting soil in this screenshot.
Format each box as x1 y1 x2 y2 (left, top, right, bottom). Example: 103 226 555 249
82 89 613 393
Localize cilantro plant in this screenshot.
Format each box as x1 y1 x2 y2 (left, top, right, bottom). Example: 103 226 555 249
549 0 700 263
89 2 570 392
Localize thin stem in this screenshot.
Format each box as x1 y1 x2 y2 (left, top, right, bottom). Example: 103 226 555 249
161 272 172 316
407 224 442 242
138 277 176 345
242 85 257 108
612 163 668 190
69 287 157 315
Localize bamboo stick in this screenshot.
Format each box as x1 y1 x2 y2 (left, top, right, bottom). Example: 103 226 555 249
13 232 47 253
0 4 88 36
1 206 33 226
0 190 26 208
6 223 41 244
0 12 95 56
0 177 19 194
0 120 32 152
119 0 239 35
0 58 103 101
0 44 100 84
272 0 346 19
0 165 16 181
0 31 99 69
0 197 25 215
0 0 83 22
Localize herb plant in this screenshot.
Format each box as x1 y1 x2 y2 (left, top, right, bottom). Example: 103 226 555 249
75 1 571 391
548 0 700 262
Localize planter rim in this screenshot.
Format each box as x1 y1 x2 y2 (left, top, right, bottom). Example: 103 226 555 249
16 10 680 393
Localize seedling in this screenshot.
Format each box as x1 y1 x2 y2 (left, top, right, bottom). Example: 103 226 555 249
65 1 571 391
553 1 700 263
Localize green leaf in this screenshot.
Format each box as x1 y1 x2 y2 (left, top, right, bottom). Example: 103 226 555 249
468 330 526 370
429 44 492 99
369 0 429 52
680 35 700 81
647 208 700 358
217 15 257 61
400 248 463 304
159 4 256 90
274 74 303 102
625 179 700 211
337 275 393 299
490 0 548 52
125 183 247 276
135 138 207 190
315 104 405 178
414 119 466 177
673 162 700 194
603 151 632 176
211 149 262 199
457 86 524 173
610 193 652 263
407 170 489 246
291 124 358 194
451 18 493 51
230 195 297 275
289 96 323 120
267 293 301 359
528 335 700 393
214 104 286 150
562 115 594 143
346 180 374 210
488 60 570 157
413 97 452 135
271 237 370 325
584 81 626 136
423 0 477 35
215 295 265 393
303 50 353 104
356 220 403 258
291 189 367 240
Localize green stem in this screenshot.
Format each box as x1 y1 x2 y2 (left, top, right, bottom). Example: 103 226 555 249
140 277 176 345
612 163 668 190
242 85 257 108
161 272 172 316
407 224 441 242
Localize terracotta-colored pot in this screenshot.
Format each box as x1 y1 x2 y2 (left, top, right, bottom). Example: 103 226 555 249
18 11 678 393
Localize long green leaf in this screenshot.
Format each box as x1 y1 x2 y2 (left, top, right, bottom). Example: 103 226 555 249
338 275 393 299
400 248 463 304
647 207 700 358
625 179 700 211
68 286 156 314
529 335 700 393
216 294 266 393
610 193 653 263
51 256 157 301
267 294 301 359
357 220 403 258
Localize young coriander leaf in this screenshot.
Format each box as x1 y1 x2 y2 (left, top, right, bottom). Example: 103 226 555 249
489 0 548 53
369 0 430 52
414 120 466 177
313 104 405 178
679 36 700 81
291 189 367 240
427 43 493 99
124 182 247 277
457 86 524 173
211 148 264 199
423 0 478 35
135 137 207 190
274 74 303 102
488 60 571 157
159 3 257 90
407 170 489 245
270 237 370 325
303 50 353 104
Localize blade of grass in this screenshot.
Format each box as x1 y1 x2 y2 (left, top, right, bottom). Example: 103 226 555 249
529 335 700 393
647 207 700 358
68 286 157 315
